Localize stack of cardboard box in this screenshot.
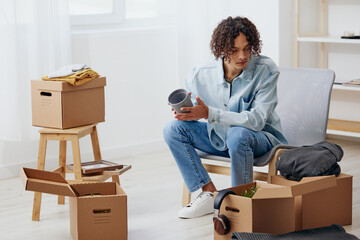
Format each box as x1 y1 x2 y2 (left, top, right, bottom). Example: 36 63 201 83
27 77 129 240
214 174 352 240
272 173 352 230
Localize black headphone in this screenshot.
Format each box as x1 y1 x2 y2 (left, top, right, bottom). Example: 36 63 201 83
213 189 236 235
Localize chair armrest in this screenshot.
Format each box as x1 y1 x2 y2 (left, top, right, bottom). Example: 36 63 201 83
254 144 296 167
267 145 297 183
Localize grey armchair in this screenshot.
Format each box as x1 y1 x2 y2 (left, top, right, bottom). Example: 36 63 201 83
182 67 336 206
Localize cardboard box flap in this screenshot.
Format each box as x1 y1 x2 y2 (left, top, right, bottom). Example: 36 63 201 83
22 168 67 183
252 186 294 199
21 168 77 197
290 175 337 196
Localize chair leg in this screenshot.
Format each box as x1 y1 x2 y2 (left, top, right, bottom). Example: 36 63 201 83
32 134 47 221
268 157 277 183
58 140 66 204
182 182 191 207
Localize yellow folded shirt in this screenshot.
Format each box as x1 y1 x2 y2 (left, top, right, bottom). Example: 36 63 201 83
42 68 100 86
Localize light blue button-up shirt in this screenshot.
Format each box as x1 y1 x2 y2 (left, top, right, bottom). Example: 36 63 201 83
185 55 287 151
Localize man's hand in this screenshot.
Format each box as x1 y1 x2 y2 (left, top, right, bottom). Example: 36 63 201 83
175 96 209 121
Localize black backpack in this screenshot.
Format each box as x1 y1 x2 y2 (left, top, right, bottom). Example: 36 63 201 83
276 141 343 181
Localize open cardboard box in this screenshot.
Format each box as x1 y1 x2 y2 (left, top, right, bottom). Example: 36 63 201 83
20 167 127 240
272 173 352 230
214 175 337 240
31 77 106 129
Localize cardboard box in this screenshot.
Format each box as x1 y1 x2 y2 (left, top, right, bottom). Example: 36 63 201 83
213 176 336 240
31 77 106 129
272 173 352 230
21 167 127 240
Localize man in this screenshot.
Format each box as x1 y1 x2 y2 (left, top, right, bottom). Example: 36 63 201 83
163 16 287 219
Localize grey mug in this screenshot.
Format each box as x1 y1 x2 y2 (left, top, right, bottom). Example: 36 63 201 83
168 89 193 113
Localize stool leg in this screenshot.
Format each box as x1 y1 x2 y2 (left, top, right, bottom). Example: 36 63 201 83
91 125 120 184
58 140 66 204
71 136 82 181
112 176 120 184
32 134 47 221
90 125 102 161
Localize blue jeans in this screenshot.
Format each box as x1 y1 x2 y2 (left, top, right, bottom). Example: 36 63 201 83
163 120 272 193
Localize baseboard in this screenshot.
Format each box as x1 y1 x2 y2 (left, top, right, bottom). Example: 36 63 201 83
0 140 168 179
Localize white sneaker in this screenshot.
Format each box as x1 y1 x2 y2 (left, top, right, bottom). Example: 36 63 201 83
178 191 214 219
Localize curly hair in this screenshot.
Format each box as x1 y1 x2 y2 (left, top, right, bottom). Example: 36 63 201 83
210 16 262 61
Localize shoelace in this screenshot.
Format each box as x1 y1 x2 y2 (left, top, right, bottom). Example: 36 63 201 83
186 191 212 207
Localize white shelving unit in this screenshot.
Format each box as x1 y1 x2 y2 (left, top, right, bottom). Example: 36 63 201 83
298 36 360 44
333 84 360 92
295 0 360 136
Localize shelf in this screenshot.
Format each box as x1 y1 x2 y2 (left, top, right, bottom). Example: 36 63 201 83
332 84 360 92
326 129 360 140
327 119 360 141
296 0 360 138
328 119 360 133
297 35 360 44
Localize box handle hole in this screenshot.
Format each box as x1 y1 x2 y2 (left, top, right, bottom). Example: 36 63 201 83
93 209 111 214
40 91 52 97
225 206 239 213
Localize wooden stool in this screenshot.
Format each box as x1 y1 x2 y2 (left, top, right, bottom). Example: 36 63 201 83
32 124 119 221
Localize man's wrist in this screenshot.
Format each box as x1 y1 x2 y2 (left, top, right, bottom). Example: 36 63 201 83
207 106 218 124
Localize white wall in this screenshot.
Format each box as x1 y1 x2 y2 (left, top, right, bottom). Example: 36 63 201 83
0 0 295 178
0 27 179 178
242 0 281 63
279 0 295 67
3 1 358 178
71 27 178 158
69 0 291 164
